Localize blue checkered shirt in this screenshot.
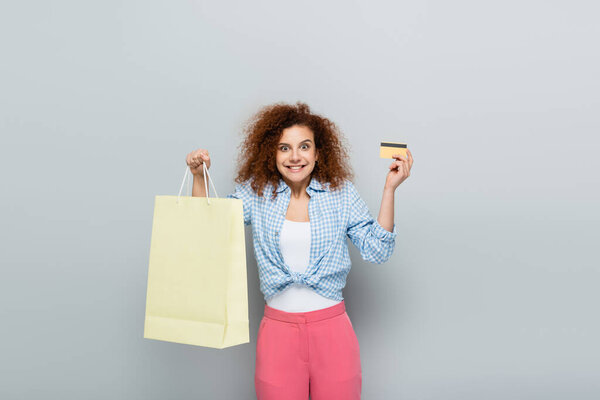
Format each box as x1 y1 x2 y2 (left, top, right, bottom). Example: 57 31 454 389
227 177 397 301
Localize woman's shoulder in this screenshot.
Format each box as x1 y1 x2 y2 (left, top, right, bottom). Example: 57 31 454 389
341 179 355 190
313 178 352 192
228 179 256 200
234 179 253 191
320 179 358 204
335 179 358 196
232 179 274 200
336 179 362 204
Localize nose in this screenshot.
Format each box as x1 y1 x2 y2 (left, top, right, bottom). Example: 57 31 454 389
290 148 301 162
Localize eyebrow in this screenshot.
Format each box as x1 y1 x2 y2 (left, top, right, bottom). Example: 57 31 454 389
278 139 313 146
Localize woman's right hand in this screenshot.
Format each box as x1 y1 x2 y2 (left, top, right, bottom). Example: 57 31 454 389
186 149 211 177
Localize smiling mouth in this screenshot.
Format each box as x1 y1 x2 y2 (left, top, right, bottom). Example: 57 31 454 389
286 165 306 171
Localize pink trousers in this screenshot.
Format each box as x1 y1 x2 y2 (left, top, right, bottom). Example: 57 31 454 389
255 300 362 400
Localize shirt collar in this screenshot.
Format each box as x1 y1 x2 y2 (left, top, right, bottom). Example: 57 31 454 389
275 176 329 194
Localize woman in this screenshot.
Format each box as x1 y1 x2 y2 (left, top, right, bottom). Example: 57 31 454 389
186 102 413 400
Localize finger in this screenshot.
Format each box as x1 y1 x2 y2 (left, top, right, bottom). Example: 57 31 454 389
407 149 413 168
402 159 410 176
396 160 407 175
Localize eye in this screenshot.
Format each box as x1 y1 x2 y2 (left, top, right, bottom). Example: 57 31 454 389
301 144 309 150
280 146 288 151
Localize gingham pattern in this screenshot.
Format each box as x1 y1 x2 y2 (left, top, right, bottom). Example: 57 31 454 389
227 177 397 301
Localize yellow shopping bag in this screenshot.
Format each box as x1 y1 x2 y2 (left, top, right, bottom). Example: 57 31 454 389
144 165 249 348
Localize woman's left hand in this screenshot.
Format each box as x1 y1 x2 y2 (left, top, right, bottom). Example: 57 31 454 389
385 149 413 190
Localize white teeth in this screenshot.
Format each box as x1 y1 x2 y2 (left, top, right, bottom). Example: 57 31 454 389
288 166 303 170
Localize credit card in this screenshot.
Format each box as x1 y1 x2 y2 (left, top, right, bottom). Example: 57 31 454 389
380 142 407 158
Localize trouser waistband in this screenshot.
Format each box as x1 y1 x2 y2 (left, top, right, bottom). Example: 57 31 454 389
263 300 346 324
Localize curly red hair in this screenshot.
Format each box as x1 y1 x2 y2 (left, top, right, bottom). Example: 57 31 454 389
234 102 354 199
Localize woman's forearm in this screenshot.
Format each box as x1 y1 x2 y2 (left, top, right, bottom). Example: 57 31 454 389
377 185 395 232
192 175 208 197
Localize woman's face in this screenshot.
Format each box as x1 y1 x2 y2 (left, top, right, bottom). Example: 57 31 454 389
275 125 319 187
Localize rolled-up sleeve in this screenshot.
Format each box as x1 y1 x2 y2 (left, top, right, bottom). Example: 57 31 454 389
226 181 253 225
346 182 397 263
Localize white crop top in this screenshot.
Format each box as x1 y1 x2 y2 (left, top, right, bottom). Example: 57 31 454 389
266 219 342 312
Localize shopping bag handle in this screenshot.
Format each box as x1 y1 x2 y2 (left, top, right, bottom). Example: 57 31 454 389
177 163 219 205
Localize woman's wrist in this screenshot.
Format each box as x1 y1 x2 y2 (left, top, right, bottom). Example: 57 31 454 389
383 184 396 195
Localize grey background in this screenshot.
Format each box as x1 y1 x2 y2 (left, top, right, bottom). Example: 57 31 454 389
1 0 598 399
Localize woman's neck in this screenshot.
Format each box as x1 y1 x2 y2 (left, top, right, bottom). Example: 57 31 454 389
283 176 311 199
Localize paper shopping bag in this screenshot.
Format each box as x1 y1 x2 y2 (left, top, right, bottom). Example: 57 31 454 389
144 170 249 348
